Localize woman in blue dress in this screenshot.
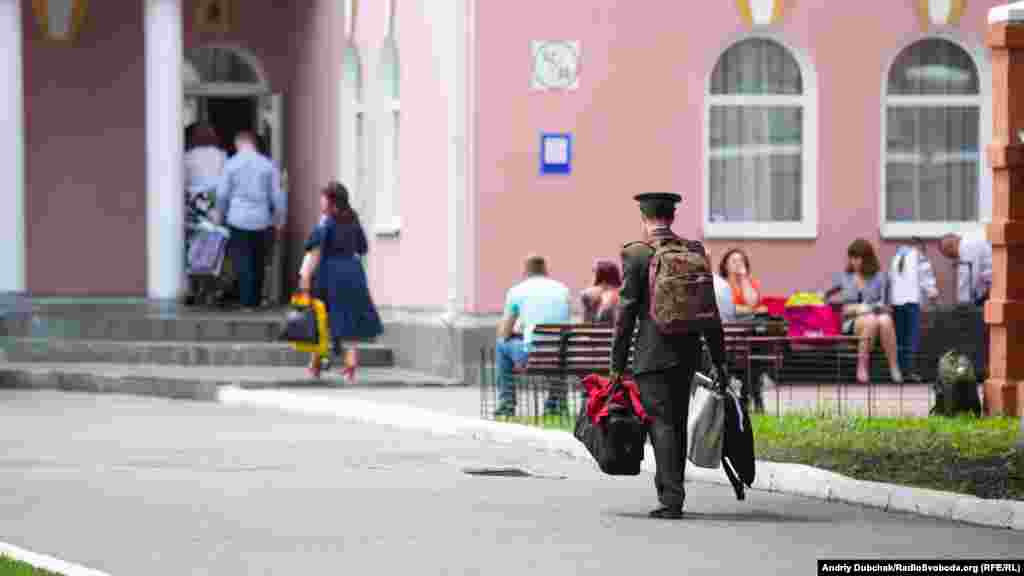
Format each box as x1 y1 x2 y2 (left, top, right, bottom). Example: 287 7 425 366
298 181 383 381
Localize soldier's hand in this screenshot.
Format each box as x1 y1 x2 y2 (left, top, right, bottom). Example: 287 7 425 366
716 364 730 388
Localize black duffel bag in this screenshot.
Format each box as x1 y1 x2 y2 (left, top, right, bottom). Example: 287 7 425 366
574 381 646 476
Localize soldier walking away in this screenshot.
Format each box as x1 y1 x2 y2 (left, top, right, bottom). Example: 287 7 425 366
608 192 730 520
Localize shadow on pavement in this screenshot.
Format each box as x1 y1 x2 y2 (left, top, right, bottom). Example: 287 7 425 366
610 510 833 524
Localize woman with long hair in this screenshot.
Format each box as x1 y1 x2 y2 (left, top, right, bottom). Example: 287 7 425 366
579 259 621 324
298 181 383 381
828 238 901 384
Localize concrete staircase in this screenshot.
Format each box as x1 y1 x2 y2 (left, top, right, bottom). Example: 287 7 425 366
0 301 462 399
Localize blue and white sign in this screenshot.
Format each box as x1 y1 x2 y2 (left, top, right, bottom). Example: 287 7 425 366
540 132 572 175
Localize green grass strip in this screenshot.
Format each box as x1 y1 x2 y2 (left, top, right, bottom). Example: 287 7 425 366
0 555 64 576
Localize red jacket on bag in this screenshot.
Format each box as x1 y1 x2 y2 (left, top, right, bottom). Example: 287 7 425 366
581 374 651 425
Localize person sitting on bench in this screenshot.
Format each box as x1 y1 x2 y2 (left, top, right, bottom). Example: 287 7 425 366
580 259 621 325
494 254 571 417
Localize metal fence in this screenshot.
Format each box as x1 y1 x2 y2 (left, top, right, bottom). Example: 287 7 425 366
478 348 585 429
478 345 988 424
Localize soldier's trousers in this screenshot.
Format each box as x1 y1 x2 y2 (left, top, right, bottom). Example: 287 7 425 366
636 362 696 509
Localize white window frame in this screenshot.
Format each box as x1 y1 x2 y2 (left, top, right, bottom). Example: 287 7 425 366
879 33 991 240
374 2 401 238
340 42 366 217
702 34 818 240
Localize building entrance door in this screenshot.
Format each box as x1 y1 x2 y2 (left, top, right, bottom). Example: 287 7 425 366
205 97 257 155
183 45 289 307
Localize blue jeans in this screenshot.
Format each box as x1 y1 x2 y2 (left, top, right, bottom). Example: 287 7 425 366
892 303 921 374
496 338 528 407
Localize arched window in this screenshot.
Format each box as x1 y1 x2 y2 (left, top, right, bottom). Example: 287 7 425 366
883 37 985 237
182 45 271 146
375 1 401 236
705 37 817 239
184 46 267 94
341 43 365 214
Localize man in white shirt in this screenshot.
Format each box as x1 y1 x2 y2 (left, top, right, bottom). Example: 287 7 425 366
940 232 992 305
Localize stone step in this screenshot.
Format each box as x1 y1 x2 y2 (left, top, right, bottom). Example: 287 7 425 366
0 362 464 402
1 312 296 343
0 338 393 368
0 310 405 344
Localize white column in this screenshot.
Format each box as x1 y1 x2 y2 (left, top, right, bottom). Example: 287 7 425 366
442 0 474 316
0 0 25 294
427 0 475 317
145 0 184 300
435 0 466 317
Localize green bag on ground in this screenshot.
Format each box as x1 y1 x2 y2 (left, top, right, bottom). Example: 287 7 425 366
933 349 982 417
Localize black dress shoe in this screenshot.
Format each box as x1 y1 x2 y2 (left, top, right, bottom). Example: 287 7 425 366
649 506 684 519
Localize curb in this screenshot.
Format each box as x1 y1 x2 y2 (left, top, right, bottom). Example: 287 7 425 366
0 367 222 401
217 386 1024 532
0 541 112 576
0 366 462 399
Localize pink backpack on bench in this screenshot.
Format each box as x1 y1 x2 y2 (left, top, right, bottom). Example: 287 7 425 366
784 305 840 339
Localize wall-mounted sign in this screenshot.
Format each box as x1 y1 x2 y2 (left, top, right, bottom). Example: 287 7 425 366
31 0 88 43
195 0 233 34
540 133 572 175
531 41 580 91
915 0 966 28
735 0 786 27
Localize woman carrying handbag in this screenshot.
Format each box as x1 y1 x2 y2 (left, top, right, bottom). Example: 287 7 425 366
297 182 383 382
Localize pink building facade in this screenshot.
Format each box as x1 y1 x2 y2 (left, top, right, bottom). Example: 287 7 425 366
0 0 1002 322
477 0 999 315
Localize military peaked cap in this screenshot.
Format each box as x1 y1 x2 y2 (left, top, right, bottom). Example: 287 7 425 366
633 192 682 204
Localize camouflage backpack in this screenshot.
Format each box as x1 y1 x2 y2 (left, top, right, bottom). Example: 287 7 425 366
933 349 982 417
630 236 719 335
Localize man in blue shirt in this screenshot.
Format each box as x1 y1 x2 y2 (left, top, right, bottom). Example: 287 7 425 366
494 254 571 417
216 131 286 310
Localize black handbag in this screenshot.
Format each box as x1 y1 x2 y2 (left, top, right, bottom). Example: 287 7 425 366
721 384 756 500
574 380 646 476
279 301 319 345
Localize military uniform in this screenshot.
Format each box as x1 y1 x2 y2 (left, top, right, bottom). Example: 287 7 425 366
609 193 728 518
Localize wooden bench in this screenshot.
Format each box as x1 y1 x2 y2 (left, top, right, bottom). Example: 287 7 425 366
520 321 864 390
521 321 789 380
521 324 621 377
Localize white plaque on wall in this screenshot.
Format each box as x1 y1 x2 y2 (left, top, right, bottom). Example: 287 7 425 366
531 40 580 91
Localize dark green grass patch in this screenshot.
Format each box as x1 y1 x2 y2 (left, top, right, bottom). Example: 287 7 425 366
498 412 1024 499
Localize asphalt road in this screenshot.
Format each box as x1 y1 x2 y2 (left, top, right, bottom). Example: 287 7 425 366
0 390 1021 575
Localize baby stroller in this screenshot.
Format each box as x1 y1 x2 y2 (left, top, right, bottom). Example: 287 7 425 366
185 191 231 306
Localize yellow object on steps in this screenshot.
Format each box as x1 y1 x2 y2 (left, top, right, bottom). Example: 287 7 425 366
288 292 330 359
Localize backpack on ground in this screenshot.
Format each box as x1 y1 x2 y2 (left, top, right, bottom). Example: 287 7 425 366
933 349 982 417
629 237 719 335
